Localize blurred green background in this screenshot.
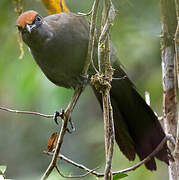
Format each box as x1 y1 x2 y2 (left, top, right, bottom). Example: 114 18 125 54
0 0 168 179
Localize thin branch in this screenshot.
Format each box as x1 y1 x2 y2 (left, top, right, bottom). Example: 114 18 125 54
104 95 115 179
112 136 168 175
98 1 116 179
41 86 83 180
77 9 93 16
98 0 115 72
45 152 101 176
55 165 99 178
82 0 100 75
0 106 54 119
45 136 168 178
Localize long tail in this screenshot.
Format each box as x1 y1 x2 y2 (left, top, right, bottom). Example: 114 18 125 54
92 62 169 170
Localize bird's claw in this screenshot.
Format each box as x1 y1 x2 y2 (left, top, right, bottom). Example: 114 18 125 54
53 109 75 133
53 111 61 125
53 109 65 125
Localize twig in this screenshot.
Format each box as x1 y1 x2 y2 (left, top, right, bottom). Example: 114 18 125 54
55 165 99 178
45 152 100 176
82 0 100 75
0 106 54 119
97 1 116 179
41 86 83 180
77 9 93 16
104 95 115 179
45 135 168 178
112 136 168 175
98 0 115 72
112 75 127 80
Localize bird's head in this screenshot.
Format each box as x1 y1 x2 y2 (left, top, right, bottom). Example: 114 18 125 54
16 10 47 47
17 10 43 34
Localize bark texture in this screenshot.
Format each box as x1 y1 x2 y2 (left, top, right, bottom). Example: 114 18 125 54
160 0 178 179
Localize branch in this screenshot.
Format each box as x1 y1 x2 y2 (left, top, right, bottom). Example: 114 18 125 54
160 0 178 179
55 165 99 178
112 136 168 175
45 152 101 176
0 106 54 119
45 135 168 178
82 0 100 75
77 10 93 16
41 86 83 180
97 1 116 179
98 0 115 72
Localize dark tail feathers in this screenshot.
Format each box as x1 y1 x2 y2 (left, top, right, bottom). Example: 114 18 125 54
92 65 169 170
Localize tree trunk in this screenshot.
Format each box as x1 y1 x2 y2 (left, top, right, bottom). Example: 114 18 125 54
160 0 178 180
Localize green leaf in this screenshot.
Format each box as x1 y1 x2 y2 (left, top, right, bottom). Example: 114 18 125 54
113 173 128 180
0 166 6 173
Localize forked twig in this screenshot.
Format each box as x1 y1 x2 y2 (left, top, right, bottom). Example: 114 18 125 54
45 135 168 178
55 165 99 178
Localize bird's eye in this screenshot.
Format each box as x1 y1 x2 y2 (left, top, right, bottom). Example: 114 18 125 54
36 16 41 22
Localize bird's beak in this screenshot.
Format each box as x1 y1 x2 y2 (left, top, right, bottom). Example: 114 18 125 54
26 24 36 33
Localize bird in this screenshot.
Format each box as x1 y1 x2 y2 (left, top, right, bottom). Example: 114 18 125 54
16 10 169 171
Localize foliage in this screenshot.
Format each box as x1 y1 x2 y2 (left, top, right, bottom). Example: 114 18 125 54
113 173 128 180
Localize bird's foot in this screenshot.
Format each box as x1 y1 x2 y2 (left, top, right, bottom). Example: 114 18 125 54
53 109 75 133
53 110 62 125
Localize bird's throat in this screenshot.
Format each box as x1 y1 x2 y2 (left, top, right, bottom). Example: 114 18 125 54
23 22 53 50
